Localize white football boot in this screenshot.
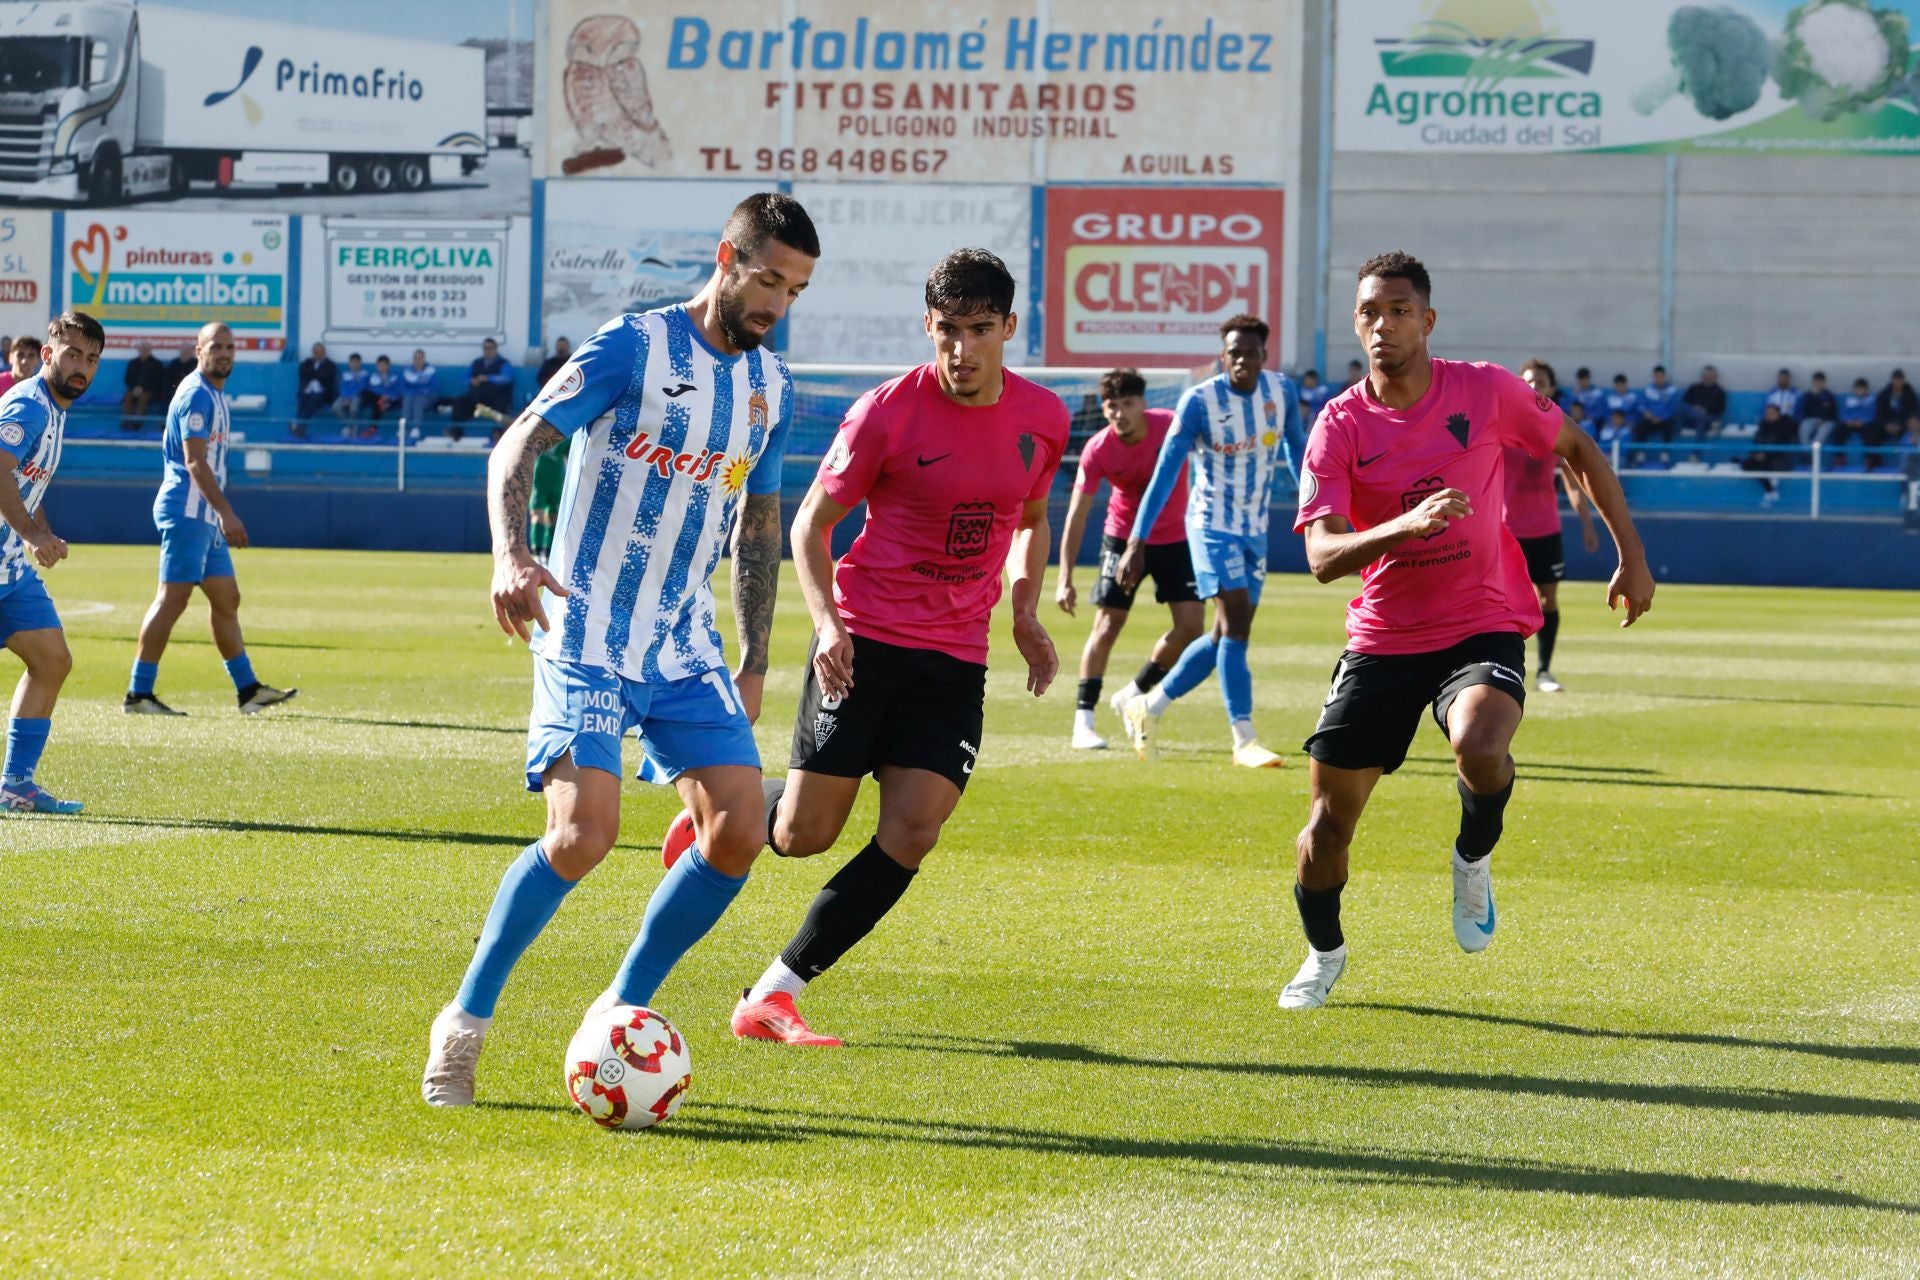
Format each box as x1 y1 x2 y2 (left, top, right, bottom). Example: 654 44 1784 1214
421 1003 490 1107
1278 945 1347 1010
1451 853 1496 953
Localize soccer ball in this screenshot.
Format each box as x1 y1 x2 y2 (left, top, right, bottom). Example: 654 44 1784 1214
563 1004 691 1130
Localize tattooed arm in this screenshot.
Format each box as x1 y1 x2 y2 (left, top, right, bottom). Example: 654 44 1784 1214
487 412 567 641
728 490 782 723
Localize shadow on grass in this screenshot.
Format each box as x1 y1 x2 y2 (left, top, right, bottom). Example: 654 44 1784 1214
1646 691 1920 713
1351 1002 1920 1068
94 634 348 652
286 714 522 736
1405 756 1660 775
866 1033 1919 1122
473 1100 576 1116
1396 766 1873 799
53 813 657 853
657 1101 1917 1213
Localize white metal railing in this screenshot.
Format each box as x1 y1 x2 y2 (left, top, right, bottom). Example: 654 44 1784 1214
59 417 498 492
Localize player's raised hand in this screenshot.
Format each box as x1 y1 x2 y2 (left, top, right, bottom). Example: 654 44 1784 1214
1115 539 1148 591
1012 612 1057 697
1055 577 1077 616
26 528 67 568
1399 488 1472 538
1607 558 1655 628
219 511 250 550
492 552 567 642
812 619 855 701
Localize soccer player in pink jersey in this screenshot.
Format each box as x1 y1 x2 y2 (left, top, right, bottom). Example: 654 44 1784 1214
662 249 1068 1045
1278 252 1654 1010
1054 368 1203 750
1509 359 1599 694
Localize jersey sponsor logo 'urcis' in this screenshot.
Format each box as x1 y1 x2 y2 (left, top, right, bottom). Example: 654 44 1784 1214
621 429 728 481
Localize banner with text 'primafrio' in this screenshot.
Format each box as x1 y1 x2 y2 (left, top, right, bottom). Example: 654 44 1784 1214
1337 0 1920 154
544 0 1299 184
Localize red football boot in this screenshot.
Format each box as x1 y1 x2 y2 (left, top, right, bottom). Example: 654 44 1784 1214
661 808 696 869
730 989 843 1047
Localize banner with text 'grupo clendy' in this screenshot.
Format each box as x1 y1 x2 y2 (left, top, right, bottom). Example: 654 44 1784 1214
543 0 1298 184
1338 0 1920 155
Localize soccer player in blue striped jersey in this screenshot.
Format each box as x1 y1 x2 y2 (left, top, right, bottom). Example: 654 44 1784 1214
0 312 104 815
1117 314 1304 768
423 193 820 1107
125 322 297 717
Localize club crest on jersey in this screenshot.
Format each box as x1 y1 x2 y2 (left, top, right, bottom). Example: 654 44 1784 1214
748 390 769 429
622 430 726 482
1017 431 1036 471
1401 475 1447 538
1445 413 1471 448
945 502 995 558
1263 400 1278 425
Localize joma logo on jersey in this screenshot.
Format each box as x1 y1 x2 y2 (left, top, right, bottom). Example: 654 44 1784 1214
945 502 995 558
622 430 727 482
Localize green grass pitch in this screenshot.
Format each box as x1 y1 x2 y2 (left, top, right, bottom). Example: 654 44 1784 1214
3 546 1918 1277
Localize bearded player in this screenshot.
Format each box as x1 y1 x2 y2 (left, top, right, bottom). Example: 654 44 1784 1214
661 248 1067 1045
1279 252 1653 1010
421 194 818 1104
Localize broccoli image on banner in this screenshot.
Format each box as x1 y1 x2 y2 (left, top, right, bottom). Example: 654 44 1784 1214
1774 0 1914 121
1634 5 1772 120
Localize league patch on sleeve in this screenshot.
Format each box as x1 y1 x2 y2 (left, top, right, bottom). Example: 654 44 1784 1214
185 411 205 433
823 433 852 474
1300 470 1319 507
1534 391 1555 414
539 362 586 406
0 420 23 448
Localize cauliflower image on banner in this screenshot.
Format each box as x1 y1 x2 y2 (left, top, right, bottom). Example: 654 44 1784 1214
1774 0 1914 121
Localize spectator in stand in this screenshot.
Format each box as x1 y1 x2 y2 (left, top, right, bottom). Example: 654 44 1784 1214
1570 367 1607 427
164 346 197 400
1834 376 1875 466
536 336 572 388
121 342 168 432
446 337 513 442
1745 402 1795 505
363 355 401 432
1604 373 1639 439
0 334 41 396
332 353 371 435
1764 368 1798 428
1296 367 1335 431
1635 364 1680 463
1600 406 1631 449
399 349 438 430
1567 399 1594 436
295 342 337 437
1343 358 1364 389
1870 368 1919 471
1796 371 1838 449
1680 364 1727 439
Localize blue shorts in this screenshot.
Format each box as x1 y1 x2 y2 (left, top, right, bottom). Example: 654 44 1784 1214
525 656 760 791
1189 530 1268 603
0 572 60 644
158 520 235 585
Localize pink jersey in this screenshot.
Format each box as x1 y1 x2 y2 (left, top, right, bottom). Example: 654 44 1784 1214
817 364 1070 666
1294 359 1562 655
1074 408 1186 545
1502 446 1563 539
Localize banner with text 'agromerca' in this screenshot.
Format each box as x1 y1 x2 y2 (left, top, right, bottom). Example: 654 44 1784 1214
1338 0 1920 154
544 0 1299 184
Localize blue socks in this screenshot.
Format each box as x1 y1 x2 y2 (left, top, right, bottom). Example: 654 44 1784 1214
455 842 577 1018
1160 633 1219 702
1219 637 1253 722
3 717 50 782
224 652 256 693
130 660 159 696
612 846 748 1007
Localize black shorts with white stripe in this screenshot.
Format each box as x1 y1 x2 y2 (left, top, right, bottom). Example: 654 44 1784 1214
1303 631 1528 774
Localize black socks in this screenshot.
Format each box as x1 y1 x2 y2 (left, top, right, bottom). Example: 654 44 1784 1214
1455 774 1514 862
1293 881 1346 952
778 839 918 979
1537 609 1560 672
1076 677 1102 712
763 777 787 856
1133 661 1169 694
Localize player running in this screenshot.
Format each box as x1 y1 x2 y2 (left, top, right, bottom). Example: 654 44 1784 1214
1054 368 1202 750
0 313 103 814
1279 252 1653 1010
1117 315 1303 768
124 322 298 716
422 193 818 1104
661 248 1067 1047
1508 359 1599 694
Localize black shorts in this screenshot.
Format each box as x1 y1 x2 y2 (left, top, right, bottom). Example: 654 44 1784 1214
1303 632 1527 774
1092 534 1201 611
789 633 986 791
1517 533 1565 586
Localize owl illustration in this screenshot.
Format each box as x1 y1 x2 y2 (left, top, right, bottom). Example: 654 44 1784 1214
564 15 672 171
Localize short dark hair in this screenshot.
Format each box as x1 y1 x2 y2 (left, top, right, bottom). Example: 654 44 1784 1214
1812 370 1826 381
1854 377 1871 389
1777 367 1792 376
925 248 1016 318
9 335 38 358
1099 368 1147 401
1220 314 1269 344
1356 250 1431 303
1520 357 1557 389
47 311 105 351
1653 364 1666 375
1612 373 1628 383
724 192 821 261
349 352 363 361
1893 368 1907 379
375 354 390 364
1576 366 1592 379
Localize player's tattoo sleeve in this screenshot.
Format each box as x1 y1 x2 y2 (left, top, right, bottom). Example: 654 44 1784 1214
487 417 563 556
731 491 782 675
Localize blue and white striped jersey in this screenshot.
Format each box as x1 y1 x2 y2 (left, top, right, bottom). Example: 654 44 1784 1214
0 376 66 586
528 305 793 683
1134 370 1303 541
155 370 230 527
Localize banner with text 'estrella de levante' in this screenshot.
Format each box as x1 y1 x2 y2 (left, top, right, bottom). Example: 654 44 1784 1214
1337 0 1920 154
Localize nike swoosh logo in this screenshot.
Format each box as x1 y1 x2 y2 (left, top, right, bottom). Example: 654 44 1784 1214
662 383 697 398
1477 897 1497 935
917 453 952 467
1357 451 1389 468
961 759 974 774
